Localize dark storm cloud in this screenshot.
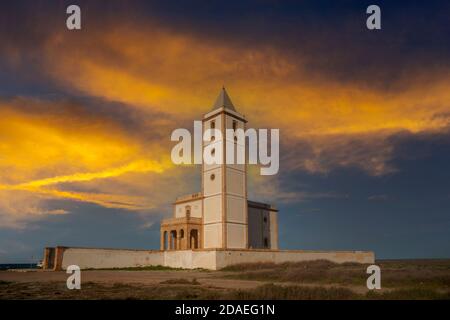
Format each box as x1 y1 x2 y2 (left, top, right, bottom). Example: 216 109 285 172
2 0 449 89
119 0 450 87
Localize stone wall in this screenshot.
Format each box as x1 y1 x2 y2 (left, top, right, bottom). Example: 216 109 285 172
214 249 374 269
59 247 164 270
46 247 374 271
164 250 217 269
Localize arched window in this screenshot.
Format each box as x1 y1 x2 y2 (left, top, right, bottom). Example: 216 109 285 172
264 237 269 248
210 121 216 141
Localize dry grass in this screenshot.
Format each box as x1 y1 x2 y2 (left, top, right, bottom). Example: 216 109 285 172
1 259 449 300
2 281 448 300
222 260 369 285
0 281 362 300
0 281 217 300
366 287 450 300
376 260 450 289
159 278 200 285
227 283 359 300
222 259 450 291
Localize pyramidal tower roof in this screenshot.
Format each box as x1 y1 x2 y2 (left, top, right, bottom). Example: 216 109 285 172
211 87 236 112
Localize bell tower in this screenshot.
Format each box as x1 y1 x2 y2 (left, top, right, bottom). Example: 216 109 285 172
202 88 248 249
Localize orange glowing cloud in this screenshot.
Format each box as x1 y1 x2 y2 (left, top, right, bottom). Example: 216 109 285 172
1 19 450 227
36 24 450 177
0 97 176 226
40 25 450 137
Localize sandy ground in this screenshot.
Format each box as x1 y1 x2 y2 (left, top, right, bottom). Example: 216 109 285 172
0 269 266 290
0 269 370 294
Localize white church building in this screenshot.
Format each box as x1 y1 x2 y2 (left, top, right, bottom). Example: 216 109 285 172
160 88 278 252
42 88 374 271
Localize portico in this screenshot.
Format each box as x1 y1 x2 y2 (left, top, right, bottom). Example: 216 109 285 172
160 216 202 250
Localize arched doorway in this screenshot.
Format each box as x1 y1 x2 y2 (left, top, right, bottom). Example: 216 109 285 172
180 229 185 249
170 230 177 250
163 231 169 250
190 229 199 249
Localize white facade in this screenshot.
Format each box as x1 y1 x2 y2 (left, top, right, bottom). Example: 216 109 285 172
175 199 202 218
202 101 248 249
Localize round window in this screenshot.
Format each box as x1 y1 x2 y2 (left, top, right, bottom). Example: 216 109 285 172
210 174 215 181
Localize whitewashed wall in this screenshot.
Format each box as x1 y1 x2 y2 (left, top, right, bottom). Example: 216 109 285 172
59 247 374 271
61 248 164 269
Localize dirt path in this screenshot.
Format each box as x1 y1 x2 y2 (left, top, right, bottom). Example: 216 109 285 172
0 269 371 293
0 270 264 290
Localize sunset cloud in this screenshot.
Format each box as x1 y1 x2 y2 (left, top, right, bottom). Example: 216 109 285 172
0 97 175 226
0 1 449 228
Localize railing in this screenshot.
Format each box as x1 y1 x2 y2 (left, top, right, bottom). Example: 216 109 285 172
161 216 202 226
